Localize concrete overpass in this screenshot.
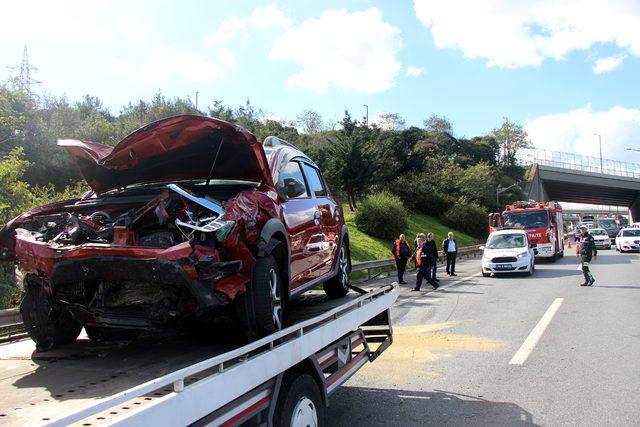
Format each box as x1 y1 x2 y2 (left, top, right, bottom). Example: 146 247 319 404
523 149 640 222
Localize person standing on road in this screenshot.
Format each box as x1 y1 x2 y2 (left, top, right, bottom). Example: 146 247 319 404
413 238 439 291
577 225 597 286
411 233 425 271
442 232 458 276
426 232 440 283
391 234 412 284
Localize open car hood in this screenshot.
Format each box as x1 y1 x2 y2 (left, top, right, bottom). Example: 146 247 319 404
59 115 273 194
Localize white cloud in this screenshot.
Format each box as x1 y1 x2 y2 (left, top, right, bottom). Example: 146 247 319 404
593 55 626 74
414 0 640 68
525 105 640 162
0 1 112 45
143 47 228 81
203 2 291 48
117 15 146 43
105 58 128 75
270 8 403 93
406 66 424 77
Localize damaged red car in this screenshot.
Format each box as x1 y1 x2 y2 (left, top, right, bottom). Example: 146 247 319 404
0 115 351 351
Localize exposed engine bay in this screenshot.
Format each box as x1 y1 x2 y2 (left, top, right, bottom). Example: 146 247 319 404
11 183 278 336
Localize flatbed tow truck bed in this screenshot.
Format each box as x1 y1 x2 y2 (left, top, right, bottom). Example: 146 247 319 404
0 284 398 426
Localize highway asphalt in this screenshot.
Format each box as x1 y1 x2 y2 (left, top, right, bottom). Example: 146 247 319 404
329 247 640 426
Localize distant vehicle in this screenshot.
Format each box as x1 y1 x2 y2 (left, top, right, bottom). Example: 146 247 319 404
615 228 640 252
582 214 595 223
630 222 640 228
595 218 619 238
589 228 612 249
481 229 535 277
489 200 564 260
618 217 629 227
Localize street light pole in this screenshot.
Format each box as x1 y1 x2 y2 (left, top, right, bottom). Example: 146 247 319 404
363 104 368 126
594 133 603 172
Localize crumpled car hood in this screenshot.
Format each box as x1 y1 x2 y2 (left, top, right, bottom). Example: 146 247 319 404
59 115 273 194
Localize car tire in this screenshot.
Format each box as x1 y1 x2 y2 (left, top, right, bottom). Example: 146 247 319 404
527 261 534 276
322 241 351 299
482 271 491 278
20 278 82 352
238 255 283 337
274 372 325 427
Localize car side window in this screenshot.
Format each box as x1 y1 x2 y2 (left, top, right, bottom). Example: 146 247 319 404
302 164 326 197
278 161 309 199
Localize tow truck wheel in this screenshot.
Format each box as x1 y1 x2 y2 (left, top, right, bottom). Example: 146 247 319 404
322 242 351 298
21 279 82 352
238 255 283 337
275 372 324 427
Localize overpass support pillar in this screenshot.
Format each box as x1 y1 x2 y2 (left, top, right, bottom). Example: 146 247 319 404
630 194 640 223
528 165 549 202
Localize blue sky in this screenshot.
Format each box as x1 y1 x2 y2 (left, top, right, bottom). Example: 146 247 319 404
2 0 640 164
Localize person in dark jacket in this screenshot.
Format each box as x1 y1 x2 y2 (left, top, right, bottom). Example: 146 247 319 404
577 226 597 286
425 232 440 282
412 239 439 291
391 234 412 284
442 232 458 276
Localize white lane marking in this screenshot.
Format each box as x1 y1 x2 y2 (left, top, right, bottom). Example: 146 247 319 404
509 298 564 365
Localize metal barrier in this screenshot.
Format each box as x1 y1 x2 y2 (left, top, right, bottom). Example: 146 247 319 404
351 245 483 282
520 148 640 179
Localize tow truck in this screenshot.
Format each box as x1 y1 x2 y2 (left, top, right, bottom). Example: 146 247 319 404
489 200 565 260
0 283 398 426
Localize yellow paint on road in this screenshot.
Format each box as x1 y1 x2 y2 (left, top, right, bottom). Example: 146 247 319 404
360 322 504 384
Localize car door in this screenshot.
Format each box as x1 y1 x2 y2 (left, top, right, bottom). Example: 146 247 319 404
277 159 322 289
301 162 338 277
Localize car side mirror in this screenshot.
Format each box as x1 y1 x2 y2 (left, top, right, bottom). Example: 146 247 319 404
283 177 307 199
533 249 539 255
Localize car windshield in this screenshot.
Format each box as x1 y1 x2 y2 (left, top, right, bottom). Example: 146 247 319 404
590 229 607 236
622 229 640 237
503 211 548 228
598 219 617 228
486 234 526 249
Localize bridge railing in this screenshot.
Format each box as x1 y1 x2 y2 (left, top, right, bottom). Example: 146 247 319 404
520 148 640 179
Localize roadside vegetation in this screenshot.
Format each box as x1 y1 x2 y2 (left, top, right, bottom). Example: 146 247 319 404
0 79 532 307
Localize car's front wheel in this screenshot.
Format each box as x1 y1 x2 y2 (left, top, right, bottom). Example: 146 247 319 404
322 242 351 299
238 255 283 337
21 279 82 352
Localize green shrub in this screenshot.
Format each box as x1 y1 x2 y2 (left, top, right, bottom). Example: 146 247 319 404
389 175 455 217
354 191 408 240
440 201 487 238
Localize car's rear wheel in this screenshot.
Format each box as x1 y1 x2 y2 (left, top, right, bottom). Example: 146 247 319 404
322 241 351 299
238 255 283 337
21 279 82 352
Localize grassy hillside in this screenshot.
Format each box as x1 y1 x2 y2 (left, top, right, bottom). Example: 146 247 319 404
345 210 480 263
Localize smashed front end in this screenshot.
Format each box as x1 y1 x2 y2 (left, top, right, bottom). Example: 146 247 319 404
9 183 276 347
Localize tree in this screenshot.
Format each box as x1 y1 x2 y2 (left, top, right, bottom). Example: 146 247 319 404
490 120 531 168
424 114 453 134
373 112 406 131
296 109 323 134
322 111 370 210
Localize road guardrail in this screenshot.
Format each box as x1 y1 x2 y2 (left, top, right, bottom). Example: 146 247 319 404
352 245 483 281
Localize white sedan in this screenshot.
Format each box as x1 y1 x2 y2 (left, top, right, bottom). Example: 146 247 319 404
615 228 640 252
481 229 536 277
589 228 612 249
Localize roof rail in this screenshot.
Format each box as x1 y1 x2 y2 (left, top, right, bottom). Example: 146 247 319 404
263 135 299 150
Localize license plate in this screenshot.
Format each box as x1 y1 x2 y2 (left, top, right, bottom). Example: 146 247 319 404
495 264 512 270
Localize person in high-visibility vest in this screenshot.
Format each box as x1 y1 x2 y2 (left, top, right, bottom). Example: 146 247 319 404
576 225 597 286
391 234 412 284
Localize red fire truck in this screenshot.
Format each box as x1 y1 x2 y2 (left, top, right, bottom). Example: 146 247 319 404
489 200 565 260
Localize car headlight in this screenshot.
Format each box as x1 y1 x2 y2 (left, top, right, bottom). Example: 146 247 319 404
517 251 528 258
483 252 491 260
